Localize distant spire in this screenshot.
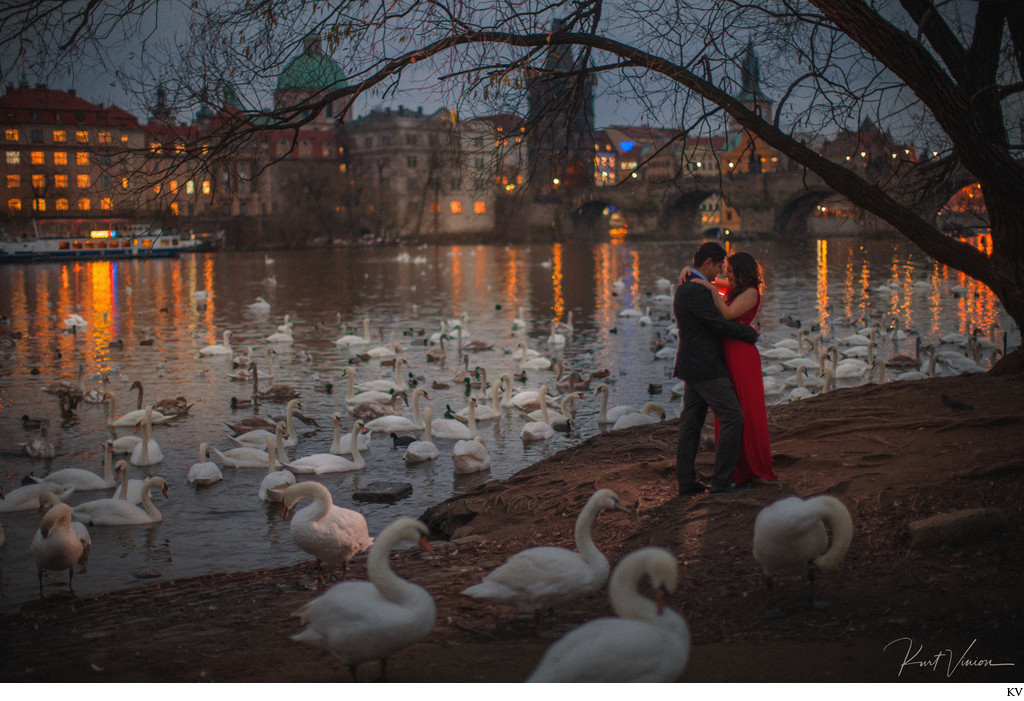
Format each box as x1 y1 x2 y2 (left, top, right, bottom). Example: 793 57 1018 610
737 37 771 105
222 83 242 109
18 69 28 88
151 83 172 120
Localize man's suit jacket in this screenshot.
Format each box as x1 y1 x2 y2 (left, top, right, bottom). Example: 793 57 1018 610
673 279 758 382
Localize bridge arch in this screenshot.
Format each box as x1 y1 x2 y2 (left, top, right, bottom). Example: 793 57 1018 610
774 188 835 236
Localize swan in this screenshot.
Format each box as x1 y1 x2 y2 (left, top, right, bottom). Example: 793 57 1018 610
290 517 434 681
328 413 372 455
36 439 116 491
521 385 556 441
355 357 408 393
285 419 368 475
63 313 88 330
511 307 526 331
594 383 638 425
187 443 223 485
611 402 665 430
23 421 57 459
753 494 854 617
335 317 372 347
232 346 254 368
129 407 164 466
258 437 295 501
251 362 299 402
43 363 86 397
365 330 398 359
432 397 478 440
547 320 566 346
282 481 374 575
344 367 398 406
462 489 629 622
71 475 169 526
618 305 641 318
895 345 939 381
452 435 490 474
0 483 74 513
247 296 271 314
364 387 428 433
212 421 288 468
522 392 579 424
38 490 91 563
230 398 301 448
510 382 558 412
32 502 88 596
404 407 440 463
637 306 653 326
265 323 294 344
455 378 502 422
130 379 193 417
519 349 552 371
199 329 233 356
104 391 172 428
527 547 690 682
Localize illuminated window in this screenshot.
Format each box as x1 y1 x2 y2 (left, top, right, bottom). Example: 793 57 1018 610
338 163 346 173
153 184 161 194
150 142 161 153
186 180 195 194
32 197 45 211
175 143 185 154
6 174 18 188
429 201 440 214
8 198 21 211
202 180 210 195
55 174 67 188
76 152 88 165
517 175 523 184
5 129 18 142
122 177 129 189
450 200 463 214
169 202 178 215
32 174 45 188
77 198 90 211
52 129 66 143
6 151 19 165
75 130 89 144
56 198 69 211
101 197 112 210
31 151 44 165
170 180 178 193
120 134 128 143
98 132 112 144
77 174 90 188
53 151 67 165
474 201 486 214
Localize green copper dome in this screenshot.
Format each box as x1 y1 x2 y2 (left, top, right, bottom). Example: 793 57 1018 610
276 34 347 93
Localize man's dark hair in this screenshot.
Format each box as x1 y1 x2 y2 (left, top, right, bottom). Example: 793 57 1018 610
693 241 727 267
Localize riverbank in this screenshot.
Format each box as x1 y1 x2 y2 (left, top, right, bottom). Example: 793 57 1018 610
2 371 1022 683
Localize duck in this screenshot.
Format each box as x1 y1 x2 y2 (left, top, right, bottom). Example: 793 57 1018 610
251 361 299 402
258 437 295 502
35 439 116 490
285 419 368 475
0 482 75 513
335 317 372 347
452 435 490 474
247 296 271 314
130 379 193 417
212 421 288 468
404 407 440 464
611 402 666 430
23 421 57 459
363 387 428 433
527 547 690 682
521 385 557 442
71 475 169 526
282 481 374 576
431 396 478 440
230 398 301 449
31 502 88 596
462 489 629 624
199 329 233 356
290 517 434 681
104 391 172 428
752 494 854 618
129 407 164 466
594 383 638 425
187 443 223 485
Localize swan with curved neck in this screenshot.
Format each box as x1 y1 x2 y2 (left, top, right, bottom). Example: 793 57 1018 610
258 436 295 501
199 329 233 356
37 439 116 491
212 421 288 468
32 502 87 596
290 517 435 681
363 386 428 432
129 407 164 466
285 418 368 475
282 481 373 572
527 547 691 682
594 383 638 425
462 489 629 619
611 402 666 431
188 442 223 485
230 398 300 448
71 474 169 525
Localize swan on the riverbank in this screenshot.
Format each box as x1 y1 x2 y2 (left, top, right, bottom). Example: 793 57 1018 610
32 502 88 596
72 475 168 526
188 443 223 485
462 489 628 623
527 547 691 682
611 402 665 430
290 517 434 681
282 481 373 575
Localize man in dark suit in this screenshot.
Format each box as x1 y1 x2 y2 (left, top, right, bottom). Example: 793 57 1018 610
674 242 758 495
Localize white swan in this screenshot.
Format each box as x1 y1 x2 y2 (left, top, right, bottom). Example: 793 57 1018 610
452 435 490 474
365 330 398 359
112 460 144 504
247 296 271 314
0 483 74 513
36 440 116 491
188 442 223 485
285 419 368 475
290 517 434 681
462 489 628 618
404 407 440 463
594 383 638 425
199 329 233 356
110 431 142 454
230 398 300 448
522 392 579 424
364 387 428 433
38 490 91 565
282 481 374 572
32 502 88 595
129 406 163 466
335 317 372 347
547 320 566 346
23 421 57 459
753 494 854 616
344 367 400 406
212 421 288 468
455 378 502 422
432 397 478 440
104 391 172 428
527 547 691 682
258 437 295 501
518 345 552 370
521 385 556 441
355 357 408 393
611 402 666 430
71 476 169 526
265 323 294 344
328 412 372 455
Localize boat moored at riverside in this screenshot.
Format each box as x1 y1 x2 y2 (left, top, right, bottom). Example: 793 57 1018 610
0 219 205 263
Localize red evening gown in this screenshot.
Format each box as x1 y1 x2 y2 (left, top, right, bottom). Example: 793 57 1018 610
715 288 777 484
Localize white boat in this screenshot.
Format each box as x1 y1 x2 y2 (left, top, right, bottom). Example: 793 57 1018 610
0 219 203 263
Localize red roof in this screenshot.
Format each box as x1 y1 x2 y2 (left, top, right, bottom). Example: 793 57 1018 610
0 85 140 128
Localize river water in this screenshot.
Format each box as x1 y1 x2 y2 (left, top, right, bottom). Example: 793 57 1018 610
0 234 1018 611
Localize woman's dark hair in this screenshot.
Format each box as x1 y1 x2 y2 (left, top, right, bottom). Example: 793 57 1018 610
725 251 763 301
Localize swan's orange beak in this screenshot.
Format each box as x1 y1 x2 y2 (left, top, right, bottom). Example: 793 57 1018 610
419 534 433 554
655 586 668 614
161 484 169 499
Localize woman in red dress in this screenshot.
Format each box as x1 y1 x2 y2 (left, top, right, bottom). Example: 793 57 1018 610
686 252 776 484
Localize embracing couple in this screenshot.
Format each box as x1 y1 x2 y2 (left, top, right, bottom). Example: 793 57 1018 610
673 241 777 496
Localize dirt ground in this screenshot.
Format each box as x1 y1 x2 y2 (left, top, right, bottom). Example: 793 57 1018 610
2 370 1023 684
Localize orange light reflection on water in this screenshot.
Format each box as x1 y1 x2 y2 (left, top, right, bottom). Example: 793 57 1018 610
551 243 564 322
450 246 464 314
816 240 830 331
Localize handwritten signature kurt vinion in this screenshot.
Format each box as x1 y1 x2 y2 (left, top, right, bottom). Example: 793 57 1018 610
884 637 1016 677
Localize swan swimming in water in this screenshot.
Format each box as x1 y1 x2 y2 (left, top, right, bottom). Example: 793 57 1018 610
129 406 164 466
212 421 288 468
520 385 556 442
258 437 295 502
404 407 439 463
363 387 428 433
0 482 74 513
284 418 368 475
199 329 233 356
290 517 434 681
34 440 116 491
611 401 666 430
527 547 691 682
71 475 169 526
187 442 223 485
452 435 490 474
